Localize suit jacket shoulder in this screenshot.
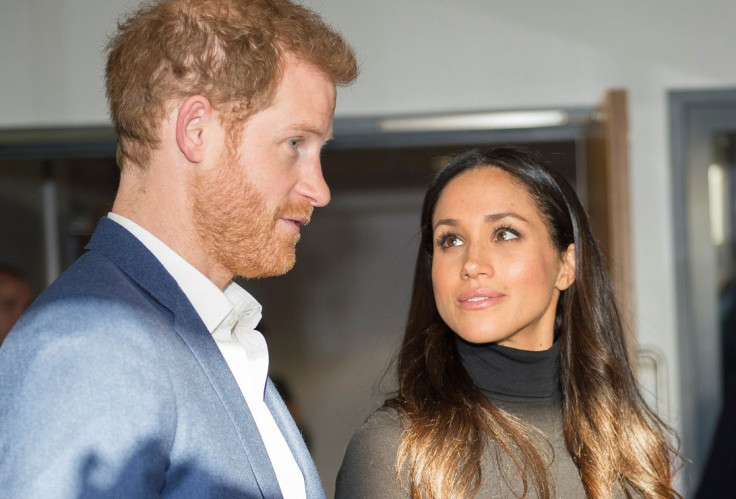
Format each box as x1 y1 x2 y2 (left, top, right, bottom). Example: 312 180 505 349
0 218 313 498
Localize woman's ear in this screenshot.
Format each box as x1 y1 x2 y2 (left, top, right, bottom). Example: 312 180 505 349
555 243 576 291
175 95 213 163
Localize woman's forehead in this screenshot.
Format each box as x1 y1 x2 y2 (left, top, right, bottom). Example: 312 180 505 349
434 167 535 217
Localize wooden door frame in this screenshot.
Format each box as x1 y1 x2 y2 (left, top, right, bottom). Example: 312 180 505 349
584 90 635 347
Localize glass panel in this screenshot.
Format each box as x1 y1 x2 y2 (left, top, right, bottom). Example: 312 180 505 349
716 132 736 396
0 161 46 293
0 158 117 294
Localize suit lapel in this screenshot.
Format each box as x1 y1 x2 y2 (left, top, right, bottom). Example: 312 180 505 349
171 312 283 498
265 379 326 499
86 218 283 498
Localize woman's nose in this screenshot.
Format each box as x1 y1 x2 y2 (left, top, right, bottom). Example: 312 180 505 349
462 245 493 279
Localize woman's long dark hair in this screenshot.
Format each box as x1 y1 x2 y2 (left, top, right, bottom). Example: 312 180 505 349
386 147 679 498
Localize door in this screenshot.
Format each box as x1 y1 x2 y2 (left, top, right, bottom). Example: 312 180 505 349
670 88 736 492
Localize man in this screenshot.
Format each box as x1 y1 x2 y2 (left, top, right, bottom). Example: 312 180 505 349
0 0 357 497
0 264 32 345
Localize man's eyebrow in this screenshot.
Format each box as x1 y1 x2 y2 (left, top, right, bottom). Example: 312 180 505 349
288 121 332 139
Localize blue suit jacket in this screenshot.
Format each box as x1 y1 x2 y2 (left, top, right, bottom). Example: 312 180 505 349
0 218 324 498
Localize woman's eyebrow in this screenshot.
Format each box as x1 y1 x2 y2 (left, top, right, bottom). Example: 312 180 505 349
433 218 458 230
433 212 529 231
484 212 528 223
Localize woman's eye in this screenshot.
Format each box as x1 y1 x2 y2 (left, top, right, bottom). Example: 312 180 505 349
287 138 301 149
437 234 463 249
495 228 519 241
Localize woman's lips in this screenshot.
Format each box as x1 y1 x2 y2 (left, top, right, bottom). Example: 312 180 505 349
457 288 506 310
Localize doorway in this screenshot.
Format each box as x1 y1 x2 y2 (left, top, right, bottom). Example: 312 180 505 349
669 87 736 491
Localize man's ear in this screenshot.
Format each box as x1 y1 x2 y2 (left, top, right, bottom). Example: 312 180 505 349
175 95 215 163
555 243 576 291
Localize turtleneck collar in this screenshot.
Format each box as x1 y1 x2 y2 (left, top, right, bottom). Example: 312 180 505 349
455 335 560 403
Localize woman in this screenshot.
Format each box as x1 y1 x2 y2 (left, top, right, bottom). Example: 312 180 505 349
336 147 679 498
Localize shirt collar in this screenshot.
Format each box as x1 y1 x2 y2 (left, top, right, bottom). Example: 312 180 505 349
223 282 263 332
106 213 262 332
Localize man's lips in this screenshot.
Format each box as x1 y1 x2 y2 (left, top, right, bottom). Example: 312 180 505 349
279 216 310 234
278 203 313 234
281 216 309 226
457 288 506 310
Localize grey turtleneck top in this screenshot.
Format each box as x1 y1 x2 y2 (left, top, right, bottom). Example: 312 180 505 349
335 337 593 498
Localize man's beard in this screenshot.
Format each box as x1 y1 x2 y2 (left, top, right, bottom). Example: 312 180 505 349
193 154 313 280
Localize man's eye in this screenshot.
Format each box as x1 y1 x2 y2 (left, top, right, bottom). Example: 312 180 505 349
288 138 300 149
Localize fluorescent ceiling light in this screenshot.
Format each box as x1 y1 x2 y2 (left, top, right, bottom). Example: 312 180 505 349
708 162 725 246
377 110 568 132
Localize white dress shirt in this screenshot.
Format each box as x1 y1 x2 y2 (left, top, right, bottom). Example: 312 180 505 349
107 213 306 499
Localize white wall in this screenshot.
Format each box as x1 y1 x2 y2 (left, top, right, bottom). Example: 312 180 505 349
3 0 736 494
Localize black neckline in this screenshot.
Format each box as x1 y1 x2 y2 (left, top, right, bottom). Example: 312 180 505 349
455 335 560 402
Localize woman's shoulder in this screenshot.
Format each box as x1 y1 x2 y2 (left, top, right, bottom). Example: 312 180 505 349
342 406 405 463
358 406 404 434
335 406 408 498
